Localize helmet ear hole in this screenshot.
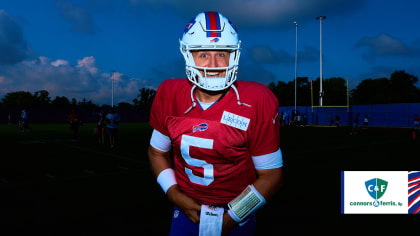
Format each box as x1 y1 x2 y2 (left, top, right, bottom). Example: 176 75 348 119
180 12 241 91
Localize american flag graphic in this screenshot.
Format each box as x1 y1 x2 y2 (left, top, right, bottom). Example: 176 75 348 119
408 171 420 214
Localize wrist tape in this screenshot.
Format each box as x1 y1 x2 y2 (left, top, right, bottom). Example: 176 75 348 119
228 184 266 222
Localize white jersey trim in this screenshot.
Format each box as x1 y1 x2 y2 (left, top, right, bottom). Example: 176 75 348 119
196 99 215 110
252 148 283 170
150 129 172 152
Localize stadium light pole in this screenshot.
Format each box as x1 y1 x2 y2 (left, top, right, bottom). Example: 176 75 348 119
316 16 326 106
294 21 298 111
111 70 115 107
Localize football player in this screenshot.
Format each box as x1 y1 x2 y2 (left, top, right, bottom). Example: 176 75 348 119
148 11 283 236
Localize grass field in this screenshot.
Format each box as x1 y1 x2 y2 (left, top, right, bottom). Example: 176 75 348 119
0 122 419 235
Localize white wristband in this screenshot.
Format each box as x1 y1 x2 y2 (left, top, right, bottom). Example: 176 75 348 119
157 168 177 194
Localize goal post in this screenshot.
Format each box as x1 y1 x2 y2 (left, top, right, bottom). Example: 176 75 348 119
311 76 350 112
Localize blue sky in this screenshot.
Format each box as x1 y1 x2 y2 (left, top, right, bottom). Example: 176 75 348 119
1 0 419 105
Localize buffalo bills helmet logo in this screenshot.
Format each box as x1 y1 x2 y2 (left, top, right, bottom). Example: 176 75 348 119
184 18 196 35
210 38 219 42
228 19 238 33
193 123 208 132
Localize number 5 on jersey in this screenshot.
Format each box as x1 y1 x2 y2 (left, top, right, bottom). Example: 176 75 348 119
180 135 214 186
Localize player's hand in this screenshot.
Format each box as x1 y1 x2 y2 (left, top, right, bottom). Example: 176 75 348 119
167 185 201 224
221 212 237 236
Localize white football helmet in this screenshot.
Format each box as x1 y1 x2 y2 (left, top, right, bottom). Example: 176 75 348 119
180 12 241 91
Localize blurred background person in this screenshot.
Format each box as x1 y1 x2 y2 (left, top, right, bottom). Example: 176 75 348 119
19 109 31 133
106 107 120 148
67 108 82 141
96 108 107 144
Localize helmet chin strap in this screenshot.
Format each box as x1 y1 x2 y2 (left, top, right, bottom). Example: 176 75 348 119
184 85 197 114
231 84 252 107
184 84 251 114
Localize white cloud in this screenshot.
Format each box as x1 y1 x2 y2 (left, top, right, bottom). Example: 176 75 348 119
0 56 154 105
38 56 51 65
51 59 70 67
77 56 98 74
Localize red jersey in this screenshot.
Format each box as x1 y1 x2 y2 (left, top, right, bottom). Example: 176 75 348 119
150 79 280 205
67 113 80 123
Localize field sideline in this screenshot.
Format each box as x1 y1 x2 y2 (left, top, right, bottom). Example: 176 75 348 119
0 123 419 234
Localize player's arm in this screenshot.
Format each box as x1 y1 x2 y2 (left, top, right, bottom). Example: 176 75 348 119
222 170 283 235
148 129 201 223
252 149 284 201
253 167 283 201
222 153 283 235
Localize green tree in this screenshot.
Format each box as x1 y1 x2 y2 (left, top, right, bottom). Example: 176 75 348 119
71 98 77 106
350 70 419 104
51 96 71 107
133 88 156 109
296 77 311 106
350 78 390 104
389 70 419 103
1 91 34 108
33 90 51 106
269 77 312 106
323 77 348 106
269 77 348 107
268 80 293 106
118 102 132 109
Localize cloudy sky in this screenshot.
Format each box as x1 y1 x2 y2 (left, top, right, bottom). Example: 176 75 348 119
1 0 419 105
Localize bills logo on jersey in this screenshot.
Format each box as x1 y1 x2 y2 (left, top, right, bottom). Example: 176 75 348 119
193 123 208 133
408 171 420 214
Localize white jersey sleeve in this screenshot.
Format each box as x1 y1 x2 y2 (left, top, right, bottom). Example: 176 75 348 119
150 129 172 152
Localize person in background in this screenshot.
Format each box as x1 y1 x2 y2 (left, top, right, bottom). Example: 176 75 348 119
351 113 360 135
8 113 12 125
106 107 120 148
96 108 107 144
363 114 369 129
67 108 81 141
281 112 286 126
19 109 31 133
